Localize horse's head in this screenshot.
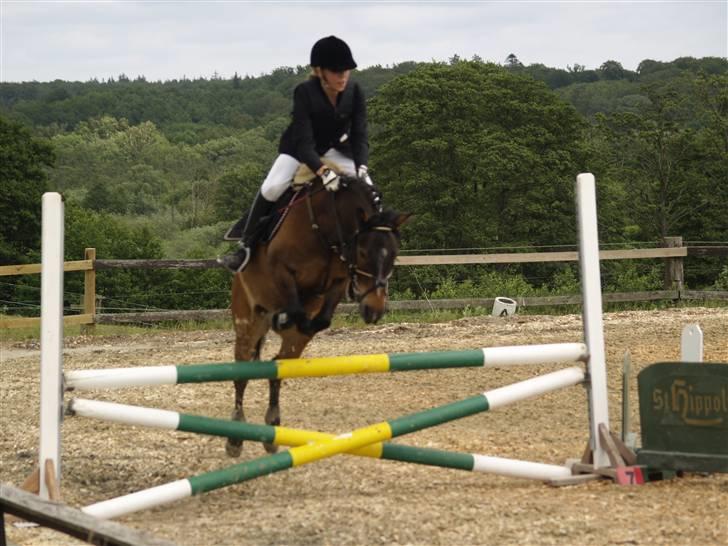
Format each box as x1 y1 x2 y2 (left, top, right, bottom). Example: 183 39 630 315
348 209 411 324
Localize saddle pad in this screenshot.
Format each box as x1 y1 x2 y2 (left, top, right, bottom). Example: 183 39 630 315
292 158 342 187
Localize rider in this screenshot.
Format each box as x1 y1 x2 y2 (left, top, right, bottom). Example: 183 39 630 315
218 35 374 273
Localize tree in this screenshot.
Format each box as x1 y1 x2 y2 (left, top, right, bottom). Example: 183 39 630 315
212 162 267 223
0 116 55 265
599 60 625 80
595 81 725 241
505 54 523 69
368 61 586 251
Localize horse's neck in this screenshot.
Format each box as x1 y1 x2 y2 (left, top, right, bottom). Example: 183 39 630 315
334 184 375 230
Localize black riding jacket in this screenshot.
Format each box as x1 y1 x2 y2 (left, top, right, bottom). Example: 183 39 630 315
278 78 368 174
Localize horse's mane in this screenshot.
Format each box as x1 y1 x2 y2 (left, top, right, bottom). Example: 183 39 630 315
338 176 384 215
365 209 403 231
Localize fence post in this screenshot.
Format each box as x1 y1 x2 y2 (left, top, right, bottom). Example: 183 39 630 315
663 236 684 292
81 248 96 335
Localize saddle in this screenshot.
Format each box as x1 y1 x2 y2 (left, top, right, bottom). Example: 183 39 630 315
222 186 306 242
223 159 344 242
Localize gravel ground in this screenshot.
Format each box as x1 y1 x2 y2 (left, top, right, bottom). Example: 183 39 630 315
2 307 727 546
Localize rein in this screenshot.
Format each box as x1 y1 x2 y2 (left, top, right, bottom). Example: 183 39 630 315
303 182 394 301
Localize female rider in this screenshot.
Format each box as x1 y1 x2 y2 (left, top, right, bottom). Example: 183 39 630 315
218 35 373 272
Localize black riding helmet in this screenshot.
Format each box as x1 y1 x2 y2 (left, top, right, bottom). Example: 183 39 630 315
310 36 357 71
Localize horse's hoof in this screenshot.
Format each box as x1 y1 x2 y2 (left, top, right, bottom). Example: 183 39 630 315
265 406 281 427
309 316 331 334
225 441 243 458
263 442 279 454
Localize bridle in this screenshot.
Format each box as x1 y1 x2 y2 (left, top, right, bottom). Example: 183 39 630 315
345 225 396 302
303 181 397 302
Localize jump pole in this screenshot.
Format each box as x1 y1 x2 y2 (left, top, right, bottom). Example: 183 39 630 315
576 173 610 468
69 397 574 481
80 366 585 520
39 192 64 500
64 342 587 391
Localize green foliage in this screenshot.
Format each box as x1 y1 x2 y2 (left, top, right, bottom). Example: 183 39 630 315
212 163 267 223
0 64 416 135
0 115 55 264
370 60 585 251
162 222 231 259
0 115 55 313
390 265 539 301
62 203 165 313
548 265 580 294
599 60 628 81
1 56 726 320
603 261 661 292
594 77 728 243
714 266 728 291
61 204 231 314
556 80 650 118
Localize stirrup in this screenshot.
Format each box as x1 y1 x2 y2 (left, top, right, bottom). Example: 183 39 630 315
217 246 251 273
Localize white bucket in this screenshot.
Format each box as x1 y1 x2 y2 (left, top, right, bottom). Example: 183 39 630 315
492 297 517 317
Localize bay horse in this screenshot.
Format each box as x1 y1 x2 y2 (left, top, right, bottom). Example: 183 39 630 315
226 175 409 456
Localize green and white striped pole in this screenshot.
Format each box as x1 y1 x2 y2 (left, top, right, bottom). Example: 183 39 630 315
69 398 573 481
65 342 586 391
80 366 584 520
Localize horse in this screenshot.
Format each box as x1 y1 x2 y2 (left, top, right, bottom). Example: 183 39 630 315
226 174 409 456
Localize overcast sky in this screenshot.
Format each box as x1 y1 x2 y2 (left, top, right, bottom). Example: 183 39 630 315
1 1 726 83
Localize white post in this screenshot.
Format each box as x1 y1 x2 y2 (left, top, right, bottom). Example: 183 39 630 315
576 174 610 468
39 192 64 499
680 324 703 362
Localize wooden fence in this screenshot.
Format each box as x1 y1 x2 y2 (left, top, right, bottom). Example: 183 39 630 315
1 239 726 331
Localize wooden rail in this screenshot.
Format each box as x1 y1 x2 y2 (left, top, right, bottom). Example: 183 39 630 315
0 260 93 276
0 313 94 329
395 247 687 265
90 247 689 268
1 243 726 330
0 483 176 546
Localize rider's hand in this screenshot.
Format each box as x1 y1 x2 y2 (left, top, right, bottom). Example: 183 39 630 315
358 165 373 186
321 169 341 192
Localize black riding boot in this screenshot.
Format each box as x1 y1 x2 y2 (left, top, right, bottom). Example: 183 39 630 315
217 192 274 273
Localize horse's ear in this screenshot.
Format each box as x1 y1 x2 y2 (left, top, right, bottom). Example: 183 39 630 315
393 212 412 229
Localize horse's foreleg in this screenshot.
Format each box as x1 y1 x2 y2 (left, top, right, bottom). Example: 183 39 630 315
263 315 318 453
269 268 313 335
263 378 282 453
225 379 248 457
307 279 347 335
228 275 267 457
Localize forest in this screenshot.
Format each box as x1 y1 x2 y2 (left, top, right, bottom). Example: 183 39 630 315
1 55 727 317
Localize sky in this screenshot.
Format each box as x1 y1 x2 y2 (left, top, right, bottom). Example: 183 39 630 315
1 1 726 83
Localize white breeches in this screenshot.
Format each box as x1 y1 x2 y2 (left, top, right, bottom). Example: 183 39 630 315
260 149 356 201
